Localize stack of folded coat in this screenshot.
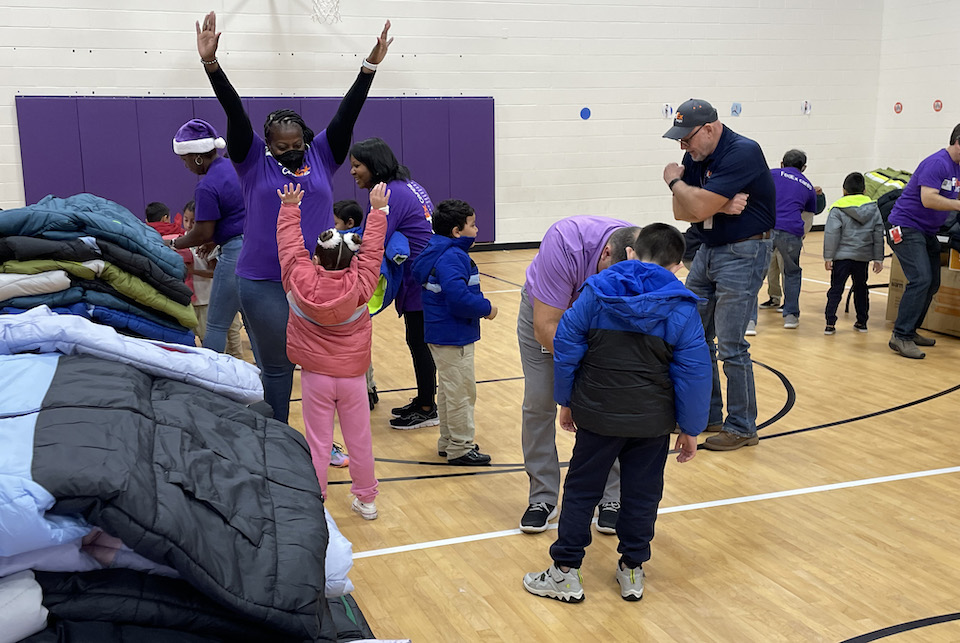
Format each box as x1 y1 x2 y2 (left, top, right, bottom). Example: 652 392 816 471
0 194 198 345
0 308 363 642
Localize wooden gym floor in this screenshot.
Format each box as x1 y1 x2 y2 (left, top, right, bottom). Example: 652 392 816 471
279 231 960 642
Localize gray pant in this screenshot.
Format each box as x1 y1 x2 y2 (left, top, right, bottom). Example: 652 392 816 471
517 287 620 506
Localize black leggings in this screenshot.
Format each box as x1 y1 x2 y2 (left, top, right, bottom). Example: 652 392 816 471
403 310 436 407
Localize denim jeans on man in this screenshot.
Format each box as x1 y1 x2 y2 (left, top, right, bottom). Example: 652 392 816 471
685 238 771 437
891 226 941 340
772 230 803 318
238 277 295 423
203 235 245 354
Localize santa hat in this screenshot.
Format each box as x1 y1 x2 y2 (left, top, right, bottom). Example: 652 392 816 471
172 119 226 155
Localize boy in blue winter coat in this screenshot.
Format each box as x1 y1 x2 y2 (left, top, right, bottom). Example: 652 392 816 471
411 200 497 465
523 223 712 603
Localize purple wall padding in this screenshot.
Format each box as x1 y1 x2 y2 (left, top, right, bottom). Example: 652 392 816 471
137 99 197 219
16 97 85 206
450 99 496 243
77 99 145 218
17 96 495 240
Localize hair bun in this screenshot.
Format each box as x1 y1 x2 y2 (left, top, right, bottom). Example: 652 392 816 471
318 229 342 249
343 233 361 252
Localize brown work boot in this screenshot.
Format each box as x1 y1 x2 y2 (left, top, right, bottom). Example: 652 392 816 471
889 334 925 359
704 423 723 432
703 431 759 451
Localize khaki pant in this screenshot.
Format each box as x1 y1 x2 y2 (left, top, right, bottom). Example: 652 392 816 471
765 249 783 300
428 343 477 460
193 304 209 343
195 306 244 360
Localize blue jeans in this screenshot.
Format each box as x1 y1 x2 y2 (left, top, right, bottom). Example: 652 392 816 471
202 236 244 353
237 277 295 423
891 226 941 339
772 230 803 317
685 238 771 437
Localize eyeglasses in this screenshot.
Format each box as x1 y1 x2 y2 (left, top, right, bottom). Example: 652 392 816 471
680 124 705 146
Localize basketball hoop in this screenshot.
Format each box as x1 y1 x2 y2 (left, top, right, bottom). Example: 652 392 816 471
311 0 342 23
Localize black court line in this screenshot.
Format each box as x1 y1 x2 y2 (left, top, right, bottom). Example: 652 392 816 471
478 272 525 288
761 383 960 441
754 360 796 430
839 612 960 642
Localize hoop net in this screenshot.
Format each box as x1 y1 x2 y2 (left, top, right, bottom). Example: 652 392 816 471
311 0 342 23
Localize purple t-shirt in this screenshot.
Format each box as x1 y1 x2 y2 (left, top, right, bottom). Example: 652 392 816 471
770 167 817 238
194 156 246 246
376 178 434 314
233 130 339 281
525 216 632 310
889 148 960 235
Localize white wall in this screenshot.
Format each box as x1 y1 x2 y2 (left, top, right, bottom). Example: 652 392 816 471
0 0 892 241
873 0 960 173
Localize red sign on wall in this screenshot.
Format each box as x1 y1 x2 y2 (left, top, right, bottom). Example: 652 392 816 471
934 99 943 112
894 102 903 114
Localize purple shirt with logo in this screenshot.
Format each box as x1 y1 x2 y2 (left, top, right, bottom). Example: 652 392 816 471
770 167 817 238
193 156 246 246
232 130 339 281
525 216 632 310
379 178 435 314
889 148 960 235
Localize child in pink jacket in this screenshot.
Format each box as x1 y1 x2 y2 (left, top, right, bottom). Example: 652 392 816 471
276 181 389 520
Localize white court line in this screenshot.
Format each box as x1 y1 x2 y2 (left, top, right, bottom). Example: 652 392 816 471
802 277 888 296
484 288 521 294
353 465 960 559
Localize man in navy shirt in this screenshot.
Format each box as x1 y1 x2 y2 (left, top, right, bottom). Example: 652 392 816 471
663 99 775 451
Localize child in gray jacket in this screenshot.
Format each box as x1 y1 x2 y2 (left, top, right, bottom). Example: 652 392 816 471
823 172 885 334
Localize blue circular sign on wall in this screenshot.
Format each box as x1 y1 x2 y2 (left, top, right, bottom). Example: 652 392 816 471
580 107 591 120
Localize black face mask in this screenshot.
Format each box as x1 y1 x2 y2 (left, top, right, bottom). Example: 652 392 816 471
276 149 305 171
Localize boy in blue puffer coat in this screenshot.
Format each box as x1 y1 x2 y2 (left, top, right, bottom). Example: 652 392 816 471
411 200 497 465
523 223 711 604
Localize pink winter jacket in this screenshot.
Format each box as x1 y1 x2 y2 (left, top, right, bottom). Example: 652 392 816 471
277 202 386 377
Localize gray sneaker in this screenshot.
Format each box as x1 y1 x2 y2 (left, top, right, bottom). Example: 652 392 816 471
523 564 584 603
889 334 925 359
616 564 644 601
783 314 799 329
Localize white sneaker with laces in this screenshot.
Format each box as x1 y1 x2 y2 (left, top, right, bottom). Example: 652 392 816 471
351 497 378 520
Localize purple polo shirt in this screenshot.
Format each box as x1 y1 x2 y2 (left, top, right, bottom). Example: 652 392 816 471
233 130 339 281
380 178 435 314
770 167 817 238
193 156 246 246
525 216 632 310
889 148 960 235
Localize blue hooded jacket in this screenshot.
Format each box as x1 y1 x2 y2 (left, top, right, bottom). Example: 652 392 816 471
410 235 492 346
553 260 711 438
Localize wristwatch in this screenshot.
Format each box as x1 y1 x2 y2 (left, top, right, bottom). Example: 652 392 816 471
668 178 682 192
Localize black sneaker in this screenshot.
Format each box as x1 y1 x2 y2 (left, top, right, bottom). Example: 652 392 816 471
439 443 480 458
853 322 868 333
520 502 558 533
368 387 379 411
389 405 439 430
596 501 620 535
448 449 491 466
758 298 781 309
824 325 836 335
390 399 417 418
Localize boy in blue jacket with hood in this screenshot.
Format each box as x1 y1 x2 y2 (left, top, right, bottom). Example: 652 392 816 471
411 200 497 465
523 223 711 603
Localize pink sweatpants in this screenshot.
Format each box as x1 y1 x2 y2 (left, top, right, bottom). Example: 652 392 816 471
300 370 379 503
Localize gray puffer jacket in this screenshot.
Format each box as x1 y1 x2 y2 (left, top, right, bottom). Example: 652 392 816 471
823 195 885 262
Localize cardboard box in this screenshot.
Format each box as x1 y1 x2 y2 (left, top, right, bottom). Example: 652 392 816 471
886 253 960 337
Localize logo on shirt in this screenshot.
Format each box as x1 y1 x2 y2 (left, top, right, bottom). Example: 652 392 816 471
706 170 713 179
941 177 960 193
284 164 312 178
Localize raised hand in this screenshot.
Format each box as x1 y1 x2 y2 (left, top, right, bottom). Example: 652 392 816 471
365 20 394 66
370 182 391 210
277 183 304 205
196 11 221 64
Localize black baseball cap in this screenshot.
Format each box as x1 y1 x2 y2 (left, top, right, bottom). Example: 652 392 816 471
663 99 718 140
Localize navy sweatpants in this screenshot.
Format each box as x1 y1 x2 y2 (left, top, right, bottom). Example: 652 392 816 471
550 428 669 569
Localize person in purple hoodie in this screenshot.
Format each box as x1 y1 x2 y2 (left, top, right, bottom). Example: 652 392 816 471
195 11 392 422
348 137 438 430
887 124 960 359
